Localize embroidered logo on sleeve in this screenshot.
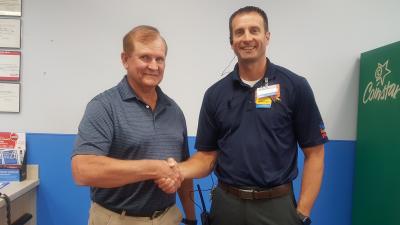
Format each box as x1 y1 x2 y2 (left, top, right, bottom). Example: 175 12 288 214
320 123 328 139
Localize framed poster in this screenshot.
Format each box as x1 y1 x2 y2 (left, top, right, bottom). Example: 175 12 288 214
0 82 19 112
0 18 21 48
0 0 22 16
0 51 20 81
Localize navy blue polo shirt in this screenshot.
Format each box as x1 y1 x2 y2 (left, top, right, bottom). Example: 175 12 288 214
73 76 189 214
195 59 328 187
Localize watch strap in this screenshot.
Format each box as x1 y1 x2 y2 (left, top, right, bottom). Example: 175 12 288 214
182 218 197 225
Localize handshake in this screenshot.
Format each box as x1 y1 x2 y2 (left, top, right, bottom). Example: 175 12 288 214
154 157 184 193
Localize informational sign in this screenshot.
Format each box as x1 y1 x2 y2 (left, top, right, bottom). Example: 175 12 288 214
353 41 400 225
0 82 19 112
0 132 26 181
0 18 21 48
0 51 20 81
0 132 25 166
0 0 22 16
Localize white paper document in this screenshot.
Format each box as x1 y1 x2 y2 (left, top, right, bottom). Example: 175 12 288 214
0 0 21 16
0 82 19 112
0 51 20 81
0 18 20 48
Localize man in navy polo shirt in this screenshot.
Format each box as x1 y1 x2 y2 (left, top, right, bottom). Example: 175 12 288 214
71 26 196 225
160 6 328 225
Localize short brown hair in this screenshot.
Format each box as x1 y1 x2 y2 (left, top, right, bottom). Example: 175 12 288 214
123 25 168 55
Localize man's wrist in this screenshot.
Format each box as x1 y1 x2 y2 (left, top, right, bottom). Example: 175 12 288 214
181 218 197 225
297 211 312 225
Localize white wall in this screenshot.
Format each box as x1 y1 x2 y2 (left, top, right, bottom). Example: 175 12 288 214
1 0 399 140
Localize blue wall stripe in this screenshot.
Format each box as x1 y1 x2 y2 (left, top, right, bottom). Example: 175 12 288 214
26 134 354 225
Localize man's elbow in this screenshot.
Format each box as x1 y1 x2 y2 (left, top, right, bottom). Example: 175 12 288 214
71 157 91 186
303 144 325 159
72 173 88 186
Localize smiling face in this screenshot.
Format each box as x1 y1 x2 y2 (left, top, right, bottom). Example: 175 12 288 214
121 37 166 91
230 12 270 64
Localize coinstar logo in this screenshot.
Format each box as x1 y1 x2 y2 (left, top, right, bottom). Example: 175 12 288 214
362 60 400 104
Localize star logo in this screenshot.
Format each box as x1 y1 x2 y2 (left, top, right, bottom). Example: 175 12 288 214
375 60 391 86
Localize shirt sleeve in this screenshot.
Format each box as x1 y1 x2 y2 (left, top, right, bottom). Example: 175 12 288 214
293 77 329 148
195 88 220 151
181 114 190 161
72 98 114 157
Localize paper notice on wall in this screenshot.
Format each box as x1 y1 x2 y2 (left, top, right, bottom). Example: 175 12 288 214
0 51 20 81
0 82 19 112
0 0 22 16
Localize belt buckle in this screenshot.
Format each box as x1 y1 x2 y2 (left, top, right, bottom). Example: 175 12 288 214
238 188 254 200
151 209 164 219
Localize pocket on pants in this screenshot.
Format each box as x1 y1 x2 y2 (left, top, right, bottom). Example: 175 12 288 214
89 203 112 225
287 195 304 225
171 205 183 224
160 205 183 225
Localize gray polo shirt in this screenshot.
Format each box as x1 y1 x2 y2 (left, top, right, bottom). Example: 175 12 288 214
73 76 189 214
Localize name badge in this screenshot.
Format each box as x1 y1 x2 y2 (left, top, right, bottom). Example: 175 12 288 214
256 84 279 98
255 97 272 108
255 84 281 108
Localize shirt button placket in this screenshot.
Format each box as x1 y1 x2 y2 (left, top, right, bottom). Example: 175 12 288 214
145 105 156 130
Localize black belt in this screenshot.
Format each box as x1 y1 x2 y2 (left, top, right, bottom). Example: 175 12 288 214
218 182 291 200
97 202 170 219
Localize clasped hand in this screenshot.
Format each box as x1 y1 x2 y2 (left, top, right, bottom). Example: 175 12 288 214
154 158 183 193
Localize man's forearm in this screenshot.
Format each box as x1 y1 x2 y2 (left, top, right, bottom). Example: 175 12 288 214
179 151 218 179
178 179 196 220
297 145 325 216
72 155 172 188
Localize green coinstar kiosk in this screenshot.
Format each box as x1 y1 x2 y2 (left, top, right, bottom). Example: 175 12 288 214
353 41 400 225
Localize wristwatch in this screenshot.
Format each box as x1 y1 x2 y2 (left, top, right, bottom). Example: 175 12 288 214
181 218 197 225
297 211 312 225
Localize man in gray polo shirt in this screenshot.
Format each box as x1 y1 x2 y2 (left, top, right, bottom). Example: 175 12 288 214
71 25 196 225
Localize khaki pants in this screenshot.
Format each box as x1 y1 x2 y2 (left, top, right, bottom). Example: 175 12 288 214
88 202 182 225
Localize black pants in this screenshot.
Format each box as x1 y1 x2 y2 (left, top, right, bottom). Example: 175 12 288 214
209 186 303 225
